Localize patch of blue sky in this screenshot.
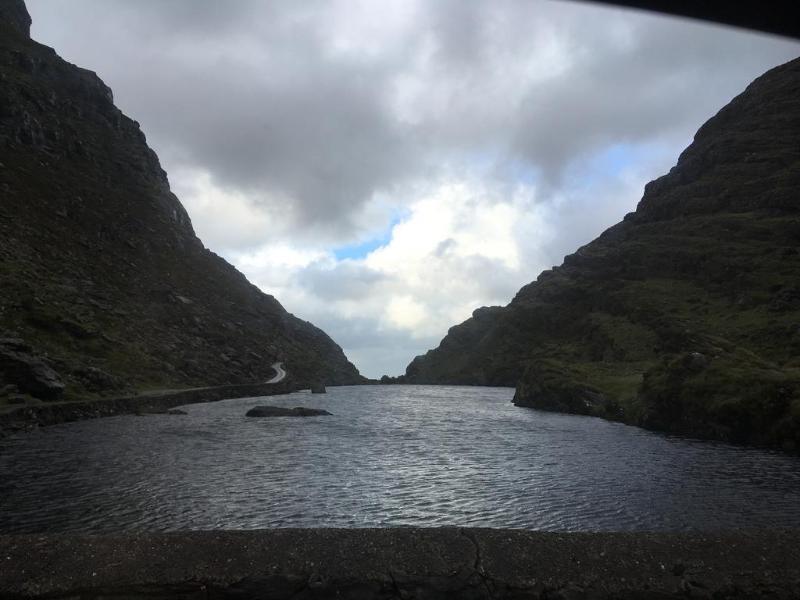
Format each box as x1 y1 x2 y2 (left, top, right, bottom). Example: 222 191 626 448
500 157 539 187
333 213 406 260
571 142 639 188
595 143 637 175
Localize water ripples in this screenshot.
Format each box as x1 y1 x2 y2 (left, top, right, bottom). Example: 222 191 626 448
1 385 800 533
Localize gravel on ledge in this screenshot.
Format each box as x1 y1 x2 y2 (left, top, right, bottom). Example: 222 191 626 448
1 528 799 598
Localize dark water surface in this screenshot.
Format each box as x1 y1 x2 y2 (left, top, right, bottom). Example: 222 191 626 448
1 385 799 533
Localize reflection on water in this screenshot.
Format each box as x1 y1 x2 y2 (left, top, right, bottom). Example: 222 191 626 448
1 385 799 533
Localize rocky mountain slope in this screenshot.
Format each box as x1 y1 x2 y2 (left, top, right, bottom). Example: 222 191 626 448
403 57 800 450
0 0 363 403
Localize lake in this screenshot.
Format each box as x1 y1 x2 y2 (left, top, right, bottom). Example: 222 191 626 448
1 385 799 533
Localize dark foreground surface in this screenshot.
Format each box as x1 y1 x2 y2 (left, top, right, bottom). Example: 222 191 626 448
1 528 799 599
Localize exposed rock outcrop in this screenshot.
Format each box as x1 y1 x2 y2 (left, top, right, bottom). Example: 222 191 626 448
404 57 800 450
0 338 64 400
0 0 29 38
0 0 364 401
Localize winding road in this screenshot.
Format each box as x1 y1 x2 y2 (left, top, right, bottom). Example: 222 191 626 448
266 362 286 384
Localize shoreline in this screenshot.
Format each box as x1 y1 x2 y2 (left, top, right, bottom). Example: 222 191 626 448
0 380 304 438
3 381 797 455
0 382 510 439
1 528 799 598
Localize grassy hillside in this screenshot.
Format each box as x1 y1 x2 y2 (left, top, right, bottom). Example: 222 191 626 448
0 0 363 404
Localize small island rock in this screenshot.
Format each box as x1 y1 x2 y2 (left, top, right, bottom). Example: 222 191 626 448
246 406 332 418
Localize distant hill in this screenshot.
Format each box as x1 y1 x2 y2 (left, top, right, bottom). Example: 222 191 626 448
0 0 363 402
403 57 800 450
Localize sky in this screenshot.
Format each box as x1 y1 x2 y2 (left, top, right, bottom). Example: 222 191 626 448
26 1 800 378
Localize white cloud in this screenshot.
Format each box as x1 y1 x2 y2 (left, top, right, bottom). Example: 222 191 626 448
363 179 543 335
170 168 281 253
386 296 426 330
206 145 673 378
214 176 555 375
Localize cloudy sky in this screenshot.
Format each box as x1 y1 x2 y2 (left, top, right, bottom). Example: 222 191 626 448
27 1 800 378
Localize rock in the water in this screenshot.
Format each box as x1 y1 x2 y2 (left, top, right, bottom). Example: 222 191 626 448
166 408 187 415
0 338 64 401
245 406 332 417
311 383 326 394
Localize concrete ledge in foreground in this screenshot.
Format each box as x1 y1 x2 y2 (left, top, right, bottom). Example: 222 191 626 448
1 528 799 598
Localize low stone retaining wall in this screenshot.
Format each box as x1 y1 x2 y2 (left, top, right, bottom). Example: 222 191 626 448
1 528 798 598
0 380 302 437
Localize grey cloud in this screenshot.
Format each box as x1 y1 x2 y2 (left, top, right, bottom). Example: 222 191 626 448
29 0 418 240
119 1 259 37
27 0 800 239
429 0 486 67
296 261 387 302
296 311 438 378
434 239 456 257
511 12 800 184
459 255 526 303
157 62 412 234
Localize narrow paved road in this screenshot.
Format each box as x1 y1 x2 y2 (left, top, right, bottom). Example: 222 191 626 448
266 362 286 384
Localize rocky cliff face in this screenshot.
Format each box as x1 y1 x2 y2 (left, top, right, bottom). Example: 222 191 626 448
0 0 363 402
404 57 800 450
0 0 28 37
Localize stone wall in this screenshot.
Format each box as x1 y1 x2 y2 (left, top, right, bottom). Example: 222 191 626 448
0 380 303 437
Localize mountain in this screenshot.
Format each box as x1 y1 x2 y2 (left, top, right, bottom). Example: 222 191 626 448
0 0 363 402
403 57 800 450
